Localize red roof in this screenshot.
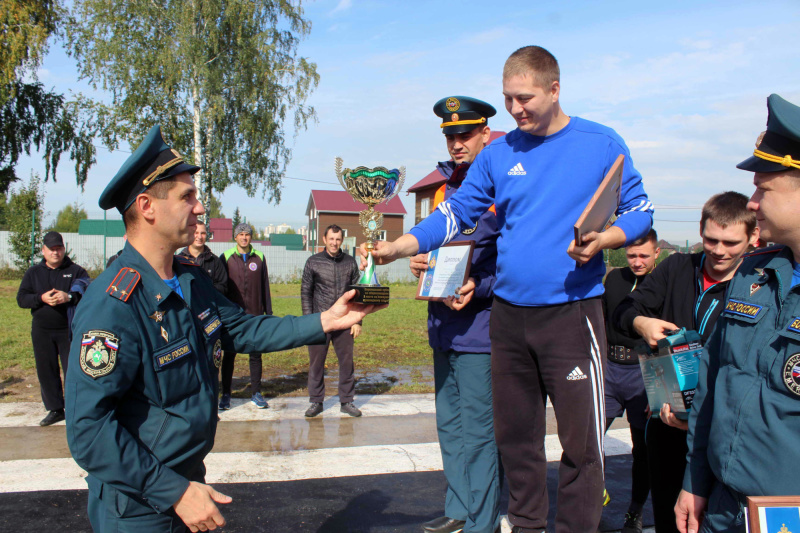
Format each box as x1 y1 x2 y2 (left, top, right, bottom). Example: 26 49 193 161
307 190 407 215
407 130 507 192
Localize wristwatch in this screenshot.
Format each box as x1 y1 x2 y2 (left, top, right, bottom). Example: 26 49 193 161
68 293 73 302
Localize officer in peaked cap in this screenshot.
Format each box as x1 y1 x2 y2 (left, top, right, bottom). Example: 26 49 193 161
415 95 503 533
677 94 800 533
66 125 377 532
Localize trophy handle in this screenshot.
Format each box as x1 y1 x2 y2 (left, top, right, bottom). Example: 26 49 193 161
334 157 347 191
385 166 405 204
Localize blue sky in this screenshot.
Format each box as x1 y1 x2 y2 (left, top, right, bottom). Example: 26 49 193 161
14 0 800 243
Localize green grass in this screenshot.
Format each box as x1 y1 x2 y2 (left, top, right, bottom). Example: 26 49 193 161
0 280 36 374
0 279 435 399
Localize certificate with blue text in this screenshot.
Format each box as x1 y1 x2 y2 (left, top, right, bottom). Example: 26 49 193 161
416 241 475 302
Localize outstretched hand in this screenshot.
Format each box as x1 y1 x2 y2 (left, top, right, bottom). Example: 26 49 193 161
358 234 421 270
320 289 387 333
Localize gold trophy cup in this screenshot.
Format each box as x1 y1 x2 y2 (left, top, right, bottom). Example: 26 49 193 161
335 157 405 304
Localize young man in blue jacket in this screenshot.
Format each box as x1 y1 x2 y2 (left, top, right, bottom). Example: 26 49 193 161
413 96 502 533
364 46 653 533
676 95 800 533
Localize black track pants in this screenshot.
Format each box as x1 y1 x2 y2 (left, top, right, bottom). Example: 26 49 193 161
491 297 607 533
31 325 69 411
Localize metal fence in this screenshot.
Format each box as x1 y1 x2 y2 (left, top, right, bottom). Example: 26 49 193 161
0 231 416 283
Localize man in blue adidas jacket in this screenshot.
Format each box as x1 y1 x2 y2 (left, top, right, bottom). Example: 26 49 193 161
364 46 653 533
414 96 502 533
676 95 800 533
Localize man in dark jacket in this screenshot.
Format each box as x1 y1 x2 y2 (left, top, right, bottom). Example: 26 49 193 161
301 224 362 417
219 223 273 409
613 192 758 533
602 228 660 533
178 222 227 295
16 231 89 426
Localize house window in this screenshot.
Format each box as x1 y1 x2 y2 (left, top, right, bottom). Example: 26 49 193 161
420 198 430 217
378 230 387 241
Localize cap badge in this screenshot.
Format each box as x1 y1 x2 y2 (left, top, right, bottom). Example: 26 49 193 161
451 113 459 122
446 97 460 112
756 131 766 149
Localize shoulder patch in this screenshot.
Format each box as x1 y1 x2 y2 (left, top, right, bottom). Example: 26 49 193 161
80 330 118 378
744 244 785 257
106 268 140 302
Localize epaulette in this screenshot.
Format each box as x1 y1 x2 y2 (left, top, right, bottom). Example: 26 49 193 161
176 256 200 267
106 267 141 302
744 244 785 257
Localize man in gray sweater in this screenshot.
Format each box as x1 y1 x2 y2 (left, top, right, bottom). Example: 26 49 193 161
301 224 362 417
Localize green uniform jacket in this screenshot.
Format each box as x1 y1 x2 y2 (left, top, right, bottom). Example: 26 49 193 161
65 242 325 515
685 245 800 498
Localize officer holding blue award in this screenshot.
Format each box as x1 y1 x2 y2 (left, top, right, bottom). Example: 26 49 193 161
65 125 379 532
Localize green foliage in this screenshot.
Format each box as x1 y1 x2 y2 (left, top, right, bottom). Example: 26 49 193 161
606 247 628 268
0 0 62 89
284 227 296 235
0 1 96 193
67 0 320 205
7 173 44 269
231 207 241 230
206 192 224 219
0 193 7 230
49 201 87 232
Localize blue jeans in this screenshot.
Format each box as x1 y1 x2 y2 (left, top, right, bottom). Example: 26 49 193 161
434 349 502 533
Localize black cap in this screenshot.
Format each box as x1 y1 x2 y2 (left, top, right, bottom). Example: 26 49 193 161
737 94 800 173
433 96 496 135
42 231 64 248
98 125 201 214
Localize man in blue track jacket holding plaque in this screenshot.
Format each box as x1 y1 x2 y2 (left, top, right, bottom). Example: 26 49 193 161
363 46 653 533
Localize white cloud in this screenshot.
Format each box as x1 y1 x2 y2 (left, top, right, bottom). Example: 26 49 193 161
331 0 352 15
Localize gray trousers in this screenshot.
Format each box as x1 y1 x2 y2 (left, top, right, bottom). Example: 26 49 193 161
307 329 355 403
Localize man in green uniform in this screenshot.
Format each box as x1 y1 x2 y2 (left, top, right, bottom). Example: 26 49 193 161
65 125 380 532
676 94 800 533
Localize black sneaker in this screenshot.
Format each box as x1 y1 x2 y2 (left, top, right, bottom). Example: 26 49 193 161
422 516 465 533
340 402 362 417
621 510 643 533
40 409 65 427
305 402 323 418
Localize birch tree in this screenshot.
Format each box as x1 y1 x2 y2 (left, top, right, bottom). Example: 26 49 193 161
67 0 320 208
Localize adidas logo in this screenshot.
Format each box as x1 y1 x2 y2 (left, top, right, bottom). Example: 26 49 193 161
566 366 588 381
508 163 527 175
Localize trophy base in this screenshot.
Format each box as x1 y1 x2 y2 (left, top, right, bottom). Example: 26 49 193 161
350 284 390 305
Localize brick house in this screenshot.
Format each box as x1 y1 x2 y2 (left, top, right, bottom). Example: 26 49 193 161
207 218 232 242
305 190 406 253
407 130 506 224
